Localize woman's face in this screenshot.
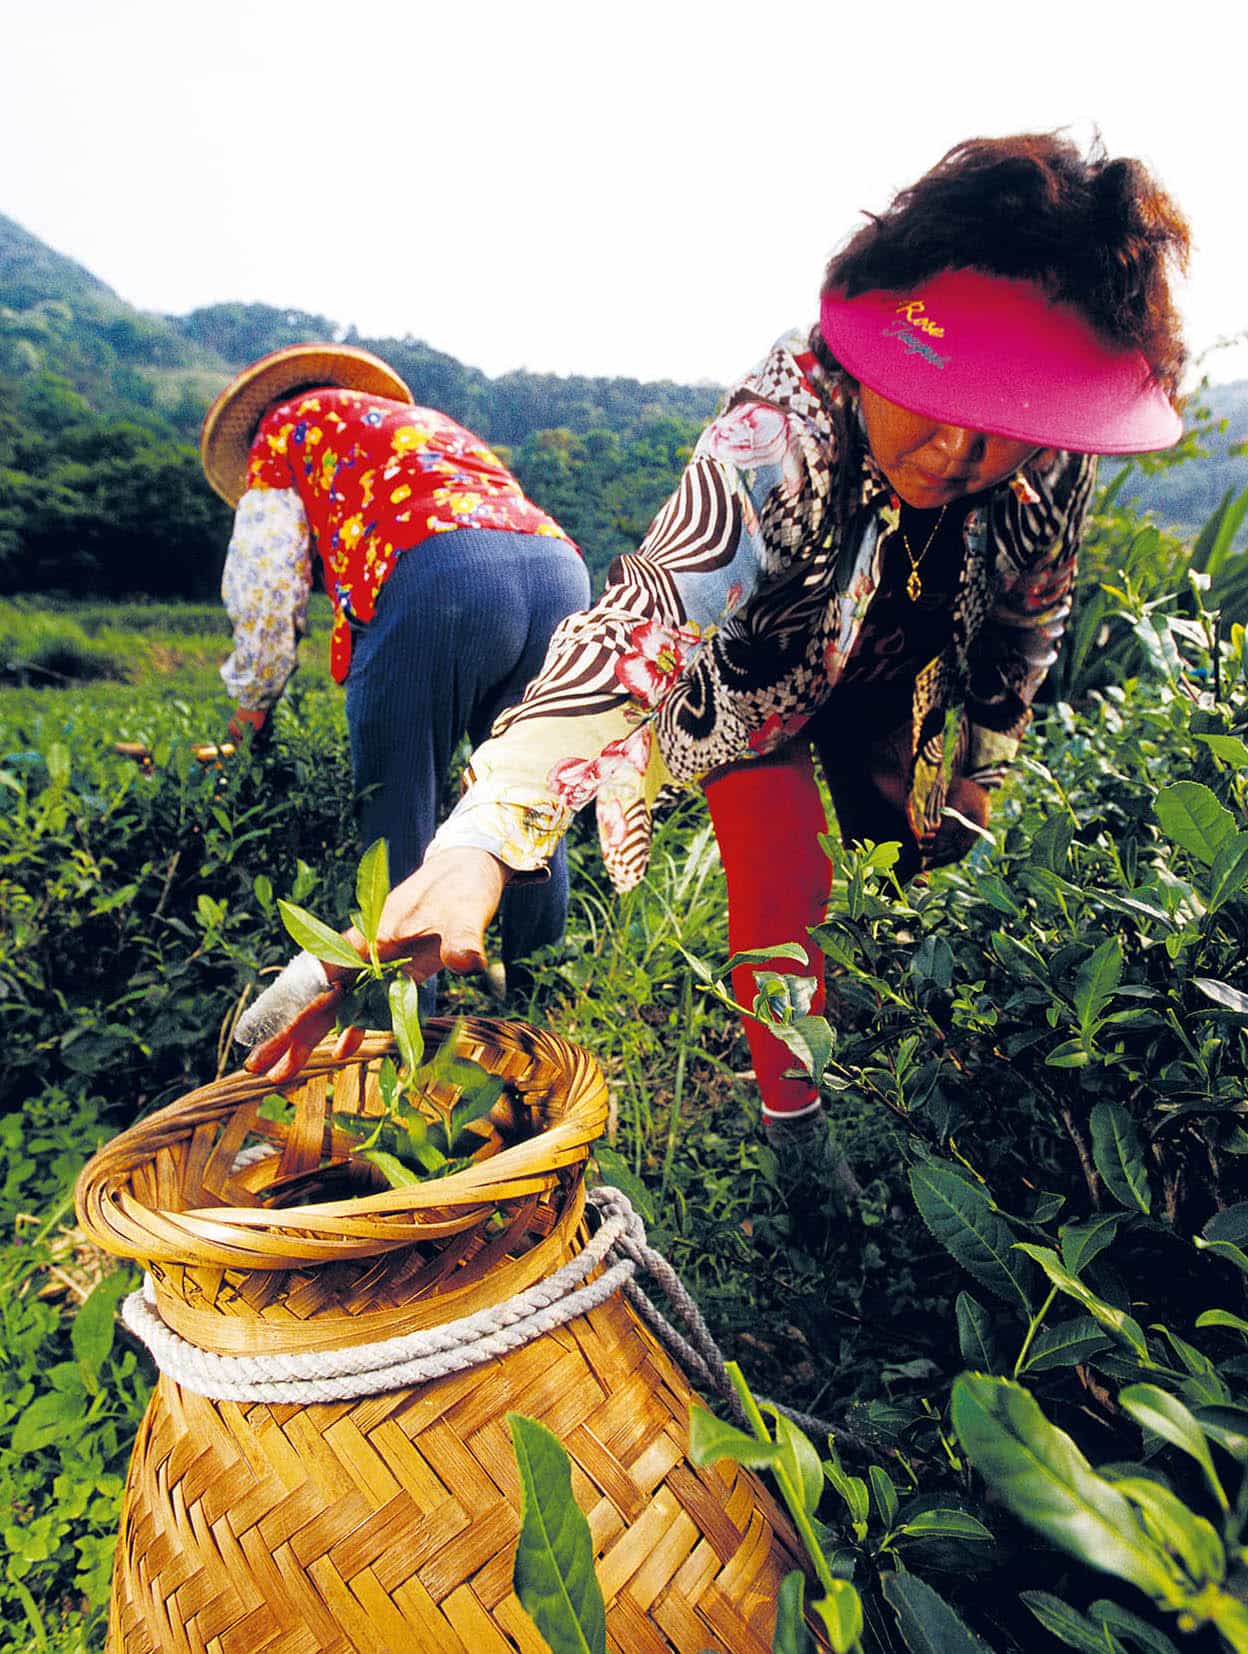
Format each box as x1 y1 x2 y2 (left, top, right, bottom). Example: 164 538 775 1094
858 385 1044 508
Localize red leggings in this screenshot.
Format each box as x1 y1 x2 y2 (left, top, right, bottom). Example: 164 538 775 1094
703 748 833 1117
702 703 982 1116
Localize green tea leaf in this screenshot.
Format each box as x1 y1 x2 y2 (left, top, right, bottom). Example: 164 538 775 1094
688 1407 783 1472
1089 1103 1151 1214
44 741 71 790
1090 1598 1181 1654
1046 1035 1091 1067
1203 1202 1248 1246
1119 1385 1228 1513
388 975 424 1075
1192 1405 1248 1461
377 1057 400 1111
447 1071 505 1153
1013 1245 1148 1360
869 1464 899 1529
910 934 954 989
72 1269 133 1380
1088 890 1172 928
1060 1215 1123 1277
1020 1590 1124 1653
1109 1476 1225 1585
1194 1234 1248 1274
812 1580 865 1654
951 1376 1182 1602
769 1014 834 1084
723 942 812 973
766 1410 823 1518
1022 1317 1113 1374
1195 1203 1248 1275
1206 831 1248 914
335 976 391 1034
977 876 1022 916
358 1149 422 1188
955 1293 1003 1372
895 1509 993 1543
881 1571 991 1651
1031 1191 1067 1224
1196 1309 1248 1339
1194 733 1248 769
772 1571 816 1654
276 900 366 970
1192 977 1248 1016
508 1413 606 1654
1149 1325 1224 1389
910 1163 1033 1314
1155 782 1235 867
1030 814 1073 873
822 1454 870 1539
1074 938 1122 1035
991 931 1048 985
354 838 390 946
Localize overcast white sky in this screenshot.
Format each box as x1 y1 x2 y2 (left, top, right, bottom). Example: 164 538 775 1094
2 1 1242 388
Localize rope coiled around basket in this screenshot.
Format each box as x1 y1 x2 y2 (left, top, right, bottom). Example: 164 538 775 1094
121 1184 850 1444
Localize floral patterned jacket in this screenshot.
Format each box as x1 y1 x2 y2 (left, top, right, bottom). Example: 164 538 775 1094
429 329 1097 891
221 392 574 706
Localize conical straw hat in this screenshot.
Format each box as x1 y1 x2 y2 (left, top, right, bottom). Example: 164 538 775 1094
200 342 413 505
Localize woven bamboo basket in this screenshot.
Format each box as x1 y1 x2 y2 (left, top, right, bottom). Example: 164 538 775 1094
76 1017 813 1653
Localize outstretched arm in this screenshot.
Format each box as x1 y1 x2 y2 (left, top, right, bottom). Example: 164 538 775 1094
243 846 510 1079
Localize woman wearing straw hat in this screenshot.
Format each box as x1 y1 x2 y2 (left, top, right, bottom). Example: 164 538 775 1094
201 344 591 1007
238 133 1191 1148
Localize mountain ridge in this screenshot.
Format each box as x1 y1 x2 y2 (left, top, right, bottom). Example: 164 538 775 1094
0 208 1244 600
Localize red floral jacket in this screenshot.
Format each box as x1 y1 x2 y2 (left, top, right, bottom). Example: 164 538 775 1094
244 391 574 681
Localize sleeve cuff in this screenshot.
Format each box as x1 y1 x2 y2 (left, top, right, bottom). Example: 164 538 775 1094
428 791 572 875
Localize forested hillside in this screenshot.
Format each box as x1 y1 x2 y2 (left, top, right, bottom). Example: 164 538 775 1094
0 209 1243 602
0 213 719 597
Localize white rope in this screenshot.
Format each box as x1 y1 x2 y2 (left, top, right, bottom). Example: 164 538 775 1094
120 1184 855 1445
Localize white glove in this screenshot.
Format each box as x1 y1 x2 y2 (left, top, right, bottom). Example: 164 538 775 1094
234 952 331 1049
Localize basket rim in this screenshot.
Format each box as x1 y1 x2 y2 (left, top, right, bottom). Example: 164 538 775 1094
74 1017 609 1269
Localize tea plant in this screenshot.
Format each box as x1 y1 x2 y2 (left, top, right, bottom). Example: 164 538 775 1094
274 837 507 1186
682 564 1248 1647
5 471 1248 1648
0 1089 150 1654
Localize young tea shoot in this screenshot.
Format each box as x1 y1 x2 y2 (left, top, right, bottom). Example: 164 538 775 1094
277 838 505 1186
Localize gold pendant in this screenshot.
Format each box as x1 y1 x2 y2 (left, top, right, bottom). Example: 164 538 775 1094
906 567 922 602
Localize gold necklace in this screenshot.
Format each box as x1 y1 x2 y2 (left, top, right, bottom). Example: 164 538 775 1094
898 503 947 602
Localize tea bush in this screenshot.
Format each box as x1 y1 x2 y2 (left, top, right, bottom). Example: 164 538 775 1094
0 605 131 688
2 475 1248 1649
674 571 1248 1648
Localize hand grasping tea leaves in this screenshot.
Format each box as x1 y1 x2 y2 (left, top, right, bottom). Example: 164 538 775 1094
275 839 505 1187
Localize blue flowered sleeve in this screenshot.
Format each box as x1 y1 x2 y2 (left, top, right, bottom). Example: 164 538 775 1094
220 488 313 711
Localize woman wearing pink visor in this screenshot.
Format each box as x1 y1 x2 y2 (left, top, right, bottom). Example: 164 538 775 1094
240 132 1190 1165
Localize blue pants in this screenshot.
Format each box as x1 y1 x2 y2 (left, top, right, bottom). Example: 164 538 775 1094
344 528 591 1008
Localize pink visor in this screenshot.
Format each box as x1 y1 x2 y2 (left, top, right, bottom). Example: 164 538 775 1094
819 269 1181 454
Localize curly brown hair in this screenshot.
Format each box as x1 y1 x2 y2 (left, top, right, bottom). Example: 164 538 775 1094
823 133 1190 400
